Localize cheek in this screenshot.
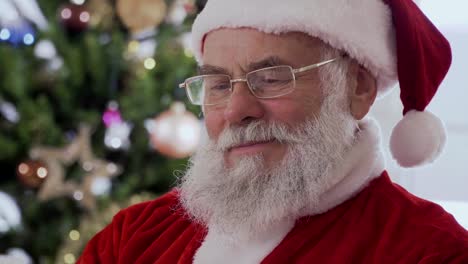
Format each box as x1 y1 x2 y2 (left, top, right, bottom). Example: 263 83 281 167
264 94 323 125
204 110 225 139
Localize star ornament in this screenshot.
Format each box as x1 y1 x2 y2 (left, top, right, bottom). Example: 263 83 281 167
29 125 121 211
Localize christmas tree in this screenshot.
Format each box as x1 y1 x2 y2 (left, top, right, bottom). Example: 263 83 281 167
0 0 205 263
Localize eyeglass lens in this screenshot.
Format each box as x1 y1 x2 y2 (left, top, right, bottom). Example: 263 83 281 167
186 66 295 105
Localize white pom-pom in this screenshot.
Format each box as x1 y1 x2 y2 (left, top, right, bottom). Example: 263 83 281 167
390 110 446 168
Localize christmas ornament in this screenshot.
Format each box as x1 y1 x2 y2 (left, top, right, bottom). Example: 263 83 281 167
0 0 21 27
145 102 201 158
0 21 35 46
116 0 167 34
0 99 20 123
0 0 45 46
102 101 122 127
58 3 91 33
0 192 21 234
71 0 86 5
102 101 132 150
34 39 57 60
8 0 48 30
16 160 48 188
104 122 133 150
0 248 32 264
89 176 111 196
29 125 121 211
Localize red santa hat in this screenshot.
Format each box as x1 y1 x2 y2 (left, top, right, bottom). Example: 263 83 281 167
190 0 452 168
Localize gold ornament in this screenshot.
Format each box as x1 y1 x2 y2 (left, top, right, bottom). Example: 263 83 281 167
116 0 167 33
29 125 121 211
16 160 48 188
146 102 201 159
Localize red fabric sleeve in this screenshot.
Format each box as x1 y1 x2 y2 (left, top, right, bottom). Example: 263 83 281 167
418 248 468 264
77 190 206 264
77 210 125 264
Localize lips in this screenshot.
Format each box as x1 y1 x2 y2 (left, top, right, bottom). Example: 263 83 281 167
228 139 276 151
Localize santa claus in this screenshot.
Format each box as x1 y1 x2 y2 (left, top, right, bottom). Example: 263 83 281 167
79 0 468 263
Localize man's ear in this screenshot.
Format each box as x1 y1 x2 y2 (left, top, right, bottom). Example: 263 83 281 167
348 64 377 120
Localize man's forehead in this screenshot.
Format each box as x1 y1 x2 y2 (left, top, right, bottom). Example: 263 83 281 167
201 28 326 72
198 56 294 75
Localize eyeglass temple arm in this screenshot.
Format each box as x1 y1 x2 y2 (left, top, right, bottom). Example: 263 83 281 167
292 56 341 74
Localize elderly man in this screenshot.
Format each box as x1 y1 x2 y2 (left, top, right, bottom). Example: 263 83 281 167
79 0 468 263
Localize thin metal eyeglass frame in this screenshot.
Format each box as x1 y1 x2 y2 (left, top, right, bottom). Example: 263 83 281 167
179 56 341 106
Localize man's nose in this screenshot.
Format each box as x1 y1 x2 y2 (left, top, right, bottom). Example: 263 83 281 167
223 81 265 125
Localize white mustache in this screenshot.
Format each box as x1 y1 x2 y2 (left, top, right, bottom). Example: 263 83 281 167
215 120 308 151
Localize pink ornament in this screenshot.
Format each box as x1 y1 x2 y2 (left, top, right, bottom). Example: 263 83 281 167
145 102 201 159
102 101 122 127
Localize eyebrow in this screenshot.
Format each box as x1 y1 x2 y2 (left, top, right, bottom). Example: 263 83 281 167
197 65 229 75
197 56 292 76
246 56 291 72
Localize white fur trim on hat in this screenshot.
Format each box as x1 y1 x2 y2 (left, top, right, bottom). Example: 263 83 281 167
390 110 447 168
191 0 398 94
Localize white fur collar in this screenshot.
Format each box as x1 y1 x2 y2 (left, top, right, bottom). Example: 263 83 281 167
305 117 385 216
193 118 385 264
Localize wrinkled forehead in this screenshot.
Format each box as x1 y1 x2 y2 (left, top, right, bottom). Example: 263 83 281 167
201 28 330 69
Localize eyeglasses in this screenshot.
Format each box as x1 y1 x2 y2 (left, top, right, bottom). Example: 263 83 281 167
179 56 341 106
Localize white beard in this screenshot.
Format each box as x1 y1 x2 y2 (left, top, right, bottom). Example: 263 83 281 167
179 82 357 241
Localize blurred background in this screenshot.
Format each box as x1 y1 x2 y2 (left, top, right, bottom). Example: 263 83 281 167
0 0 466 263
0 0 206 263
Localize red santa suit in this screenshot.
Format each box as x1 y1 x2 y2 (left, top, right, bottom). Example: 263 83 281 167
78 119 468 263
